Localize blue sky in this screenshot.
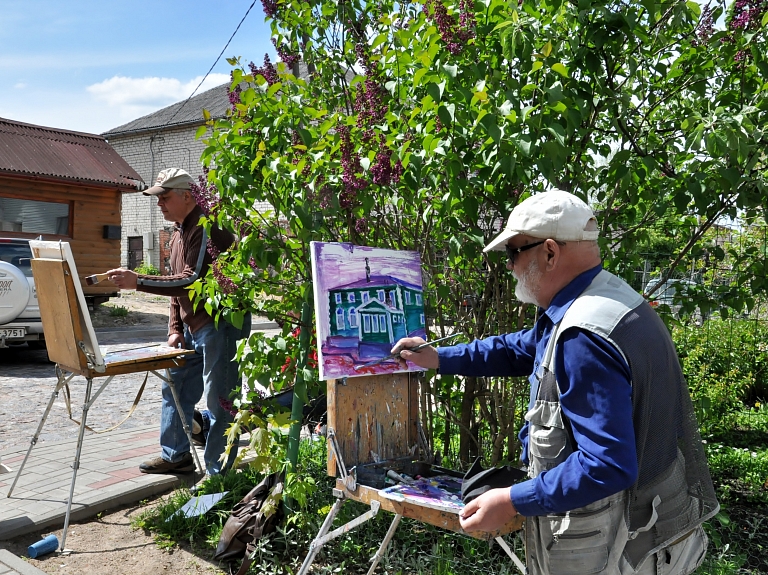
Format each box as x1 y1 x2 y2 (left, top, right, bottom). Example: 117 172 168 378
1 0 274 135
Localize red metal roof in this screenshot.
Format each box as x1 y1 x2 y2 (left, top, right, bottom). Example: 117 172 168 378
0 118 144 191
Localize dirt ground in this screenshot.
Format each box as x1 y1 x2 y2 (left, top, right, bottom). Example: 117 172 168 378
3 496 229 575
90 290 171 330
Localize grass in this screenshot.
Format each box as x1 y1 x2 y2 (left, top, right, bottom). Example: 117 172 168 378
132 407 768 575
133 440 524 575
107 305 129 317
697 404 768 574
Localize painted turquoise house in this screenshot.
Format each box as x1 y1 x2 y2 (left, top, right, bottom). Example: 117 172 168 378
326 274 425 357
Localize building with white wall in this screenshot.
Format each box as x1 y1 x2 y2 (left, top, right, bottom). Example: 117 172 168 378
102 83 231 272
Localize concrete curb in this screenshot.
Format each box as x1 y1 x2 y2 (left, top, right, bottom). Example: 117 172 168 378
0 549 48 574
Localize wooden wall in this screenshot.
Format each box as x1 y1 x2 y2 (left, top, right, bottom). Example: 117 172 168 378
0 175 129 298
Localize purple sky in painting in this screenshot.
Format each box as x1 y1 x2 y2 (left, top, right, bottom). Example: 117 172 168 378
312 242 423 293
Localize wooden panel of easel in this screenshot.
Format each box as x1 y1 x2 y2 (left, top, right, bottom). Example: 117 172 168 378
327 372 418 476
31 258 87 372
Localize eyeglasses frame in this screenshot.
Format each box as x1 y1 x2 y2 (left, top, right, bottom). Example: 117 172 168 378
505 240 547 265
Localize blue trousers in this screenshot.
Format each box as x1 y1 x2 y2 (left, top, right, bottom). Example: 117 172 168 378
161 315 251 474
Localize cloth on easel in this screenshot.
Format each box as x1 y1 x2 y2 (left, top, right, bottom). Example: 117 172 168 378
461 458 527 504
213 471 284 573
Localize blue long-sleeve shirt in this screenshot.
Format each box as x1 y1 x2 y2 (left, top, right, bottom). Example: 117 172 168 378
438 265 638 517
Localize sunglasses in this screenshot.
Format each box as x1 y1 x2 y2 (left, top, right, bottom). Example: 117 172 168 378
505 240 546 264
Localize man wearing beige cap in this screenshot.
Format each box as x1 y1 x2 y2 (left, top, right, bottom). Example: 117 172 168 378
392 190 717 575
108 168 250 476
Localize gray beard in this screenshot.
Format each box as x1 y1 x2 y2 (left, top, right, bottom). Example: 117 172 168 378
513 258 541 306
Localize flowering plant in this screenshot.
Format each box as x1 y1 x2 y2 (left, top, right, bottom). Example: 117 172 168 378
193 0 768 484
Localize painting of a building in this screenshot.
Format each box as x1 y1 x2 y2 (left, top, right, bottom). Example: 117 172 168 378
311 242 427 380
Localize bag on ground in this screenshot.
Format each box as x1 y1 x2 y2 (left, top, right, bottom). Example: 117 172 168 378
213 471 284 564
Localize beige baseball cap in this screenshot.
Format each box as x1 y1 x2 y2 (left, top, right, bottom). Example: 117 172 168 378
143 168 194 196
484 190 599 252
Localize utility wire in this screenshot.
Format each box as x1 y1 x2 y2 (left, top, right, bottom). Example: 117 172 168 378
161 0 258 129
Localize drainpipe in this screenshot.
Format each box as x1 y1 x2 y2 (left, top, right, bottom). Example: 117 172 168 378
148 134 156 267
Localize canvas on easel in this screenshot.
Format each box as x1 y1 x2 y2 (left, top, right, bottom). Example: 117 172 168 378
310 241 427 380
28 239 104 372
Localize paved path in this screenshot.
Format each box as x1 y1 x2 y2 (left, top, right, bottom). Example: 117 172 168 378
0 549 46 574
0 323 279 565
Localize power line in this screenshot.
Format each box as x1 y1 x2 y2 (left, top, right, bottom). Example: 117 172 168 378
162 0 258 129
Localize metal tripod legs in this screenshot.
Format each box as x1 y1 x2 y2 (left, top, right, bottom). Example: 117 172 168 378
151 369 203 474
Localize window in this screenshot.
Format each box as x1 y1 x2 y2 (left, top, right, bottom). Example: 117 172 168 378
405 292 412 305
388 290 396 307
334 293 342 304
371 315 379 333
347 292 356 303
0 241 33 278
349 308 358 328
420 313 425 325
363 315 371 333
0 196 70 236
379 315 387 332
415 293 422 306
377 289 385 302
336 309 345 329
362 292 370 303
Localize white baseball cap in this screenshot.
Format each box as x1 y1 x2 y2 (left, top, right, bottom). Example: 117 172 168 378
143 168 194 196
484 190 599 252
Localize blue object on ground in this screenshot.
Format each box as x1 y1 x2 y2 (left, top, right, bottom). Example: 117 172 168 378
28 534 59 558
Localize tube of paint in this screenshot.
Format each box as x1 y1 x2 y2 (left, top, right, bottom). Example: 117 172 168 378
27 534 59 558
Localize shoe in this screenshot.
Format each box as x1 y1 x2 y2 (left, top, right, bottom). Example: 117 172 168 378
192 410 206 446
139 453 195 474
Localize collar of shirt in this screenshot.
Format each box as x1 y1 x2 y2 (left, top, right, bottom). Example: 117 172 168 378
178 205 203 235
541 264 603 327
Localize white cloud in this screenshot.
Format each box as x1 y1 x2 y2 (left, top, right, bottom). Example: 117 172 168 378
13 82 26 89
86 73 230 107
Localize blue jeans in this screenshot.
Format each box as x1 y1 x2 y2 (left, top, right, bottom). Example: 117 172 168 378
161 314 251 474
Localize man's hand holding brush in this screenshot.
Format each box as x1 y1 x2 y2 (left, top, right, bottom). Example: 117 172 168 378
88 268 139 290
390 337 441 370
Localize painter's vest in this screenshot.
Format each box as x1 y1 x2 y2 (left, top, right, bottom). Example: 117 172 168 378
524 270 719 575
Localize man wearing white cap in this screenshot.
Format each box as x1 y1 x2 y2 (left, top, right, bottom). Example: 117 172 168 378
392 190 718 575
107 168 250 476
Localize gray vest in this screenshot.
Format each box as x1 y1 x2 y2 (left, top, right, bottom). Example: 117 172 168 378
524 270 718 575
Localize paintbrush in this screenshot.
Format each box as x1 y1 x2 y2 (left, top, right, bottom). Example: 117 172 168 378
353 333 461 370
84 272 111 286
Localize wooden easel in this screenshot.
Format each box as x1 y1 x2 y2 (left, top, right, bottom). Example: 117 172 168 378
6 242 199 552
298 372 525 575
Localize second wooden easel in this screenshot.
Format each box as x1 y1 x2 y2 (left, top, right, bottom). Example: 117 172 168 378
298 371 525 575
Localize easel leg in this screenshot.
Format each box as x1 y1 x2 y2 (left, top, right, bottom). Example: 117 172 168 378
7 368 73 497
157 369 203 474
494 536 527 575
297 497 346 575
366 513 402 575
60 376 94 552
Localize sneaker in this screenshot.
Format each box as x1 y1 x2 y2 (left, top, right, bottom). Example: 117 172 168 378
139 453 195 474
192 410 206 446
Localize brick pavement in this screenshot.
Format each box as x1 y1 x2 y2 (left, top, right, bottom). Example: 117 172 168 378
0 549 46 574
0 424 202 541
0 323 278 564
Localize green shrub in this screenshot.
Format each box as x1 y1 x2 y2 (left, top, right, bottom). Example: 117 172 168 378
674 319 768 433
108 305 129 317
134 261 162 276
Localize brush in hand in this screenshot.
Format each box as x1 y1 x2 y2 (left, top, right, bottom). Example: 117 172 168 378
85 272 111 286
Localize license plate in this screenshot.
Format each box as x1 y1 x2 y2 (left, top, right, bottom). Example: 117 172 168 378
0 328 25 338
